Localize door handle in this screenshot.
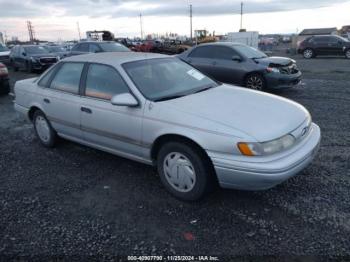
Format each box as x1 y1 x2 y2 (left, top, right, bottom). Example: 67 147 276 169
43 98 50 104
81 107 92 114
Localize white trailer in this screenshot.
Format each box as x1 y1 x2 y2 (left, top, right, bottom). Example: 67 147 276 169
226 31 259 48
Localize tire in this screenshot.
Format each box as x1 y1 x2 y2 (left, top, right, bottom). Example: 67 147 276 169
345 49 350 59
303 48 314 59
245 74 266 91
157 142 214 201
33 110 57 147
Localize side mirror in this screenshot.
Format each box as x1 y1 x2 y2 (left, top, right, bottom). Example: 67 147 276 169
232 55 242 62
22 52 27 56
111 93 138 107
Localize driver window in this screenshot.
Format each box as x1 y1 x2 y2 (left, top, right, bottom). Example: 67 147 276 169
85 64 129 100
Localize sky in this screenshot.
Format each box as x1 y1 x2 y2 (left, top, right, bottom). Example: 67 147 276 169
0 0 349 41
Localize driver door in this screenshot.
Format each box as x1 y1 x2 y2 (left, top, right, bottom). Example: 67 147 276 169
80 63 144 158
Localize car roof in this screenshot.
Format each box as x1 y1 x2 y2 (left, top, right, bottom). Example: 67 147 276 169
76 41 117 44
196 42 246 47
63 52 170 66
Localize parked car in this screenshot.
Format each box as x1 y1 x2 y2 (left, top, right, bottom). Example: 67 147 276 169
178 42 302 91
298 35 350 59
69 41 130 56
0 44 10 64
14 52 321 201
43 45 69 59
134 40 162 53
0 62 10 95
10 45 59 72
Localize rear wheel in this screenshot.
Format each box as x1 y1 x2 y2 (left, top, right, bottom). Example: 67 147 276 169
157 142 214 201
345 49 350 59
303 48 314 59
245 74 265 91
33 110 57 147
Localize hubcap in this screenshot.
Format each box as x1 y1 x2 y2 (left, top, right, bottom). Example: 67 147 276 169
346 50 350 58
163 152 196 193
247 76 263 90
35 116 50 142
304 50 313 58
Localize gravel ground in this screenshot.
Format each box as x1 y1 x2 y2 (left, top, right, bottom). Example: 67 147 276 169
0 58 350 260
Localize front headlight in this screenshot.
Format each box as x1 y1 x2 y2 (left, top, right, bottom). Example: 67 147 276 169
238 134 296 156
56 56 60 61
266 67 280 73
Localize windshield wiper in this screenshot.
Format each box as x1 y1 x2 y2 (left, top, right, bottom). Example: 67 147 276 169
154 95 186 102
193 85 215 94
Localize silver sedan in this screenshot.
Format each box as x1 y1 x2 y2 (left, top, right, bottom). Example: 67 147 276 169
14 52 321 201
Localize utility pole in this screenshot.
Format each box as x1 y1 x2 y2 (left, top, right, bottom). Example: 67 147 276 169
27 21 35 43
190 4 193 41
77 22 81 41
240 2 243 31
139 13 144 39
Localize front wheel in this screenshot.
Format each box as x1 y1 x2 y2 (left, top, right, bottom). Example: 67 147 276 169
245 74 265 91
157 142 214 201
303 48 314 59
345 49 350 59
33 110 57 147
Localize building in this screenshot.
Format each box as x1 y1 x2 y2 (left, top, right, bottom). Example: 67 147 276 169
297 27 338 45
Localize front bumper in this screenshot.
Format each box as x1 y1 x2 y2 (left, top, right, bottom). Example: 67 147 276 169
265 71 302 89
209 123 321 191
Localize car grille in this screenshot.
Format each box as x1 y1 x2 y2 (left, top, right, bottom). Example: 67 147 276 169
0 55 9 61
39 57 57 64
279 64 299 75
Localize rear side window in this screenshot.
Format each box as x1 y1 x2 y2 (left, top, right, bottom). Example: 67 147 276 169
85 64 129 100
38 66 57 87
50 63 84 94
211 46 238 60
314 37 331 43
189 46 214 59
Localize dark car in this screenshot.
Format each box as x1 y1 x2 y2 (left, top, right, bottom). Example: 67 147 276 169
10 45 59 72
178 42 301 91
69 41 130 56
0 44 10 64
0 62 10 95
43 45 69 59
298 35 350 59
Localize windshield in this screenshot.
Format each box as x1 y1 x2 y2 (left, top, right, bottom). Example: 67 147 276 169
0 45 9 52
24 46 50 55
99 43 130 52
123 58 219 101
335 35 349 42
234 45 267 59
47 46 65 52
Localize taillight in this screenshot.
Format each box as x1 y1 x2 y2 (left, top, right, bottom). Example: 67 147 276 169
0 64 8 76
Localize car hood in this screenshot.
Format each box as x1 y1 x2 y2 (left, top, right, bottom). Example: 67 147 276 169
254 56 295 67
158 85 309 142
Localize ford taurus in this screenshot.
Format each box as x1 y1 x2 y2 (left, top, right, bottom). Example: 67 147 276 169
14 52 321 201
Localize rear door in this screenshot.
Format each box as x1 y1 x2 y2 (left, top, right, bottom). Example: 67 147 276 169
209 46 244 85
80 63 144 157
40 62 84 138
185 46 216 77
